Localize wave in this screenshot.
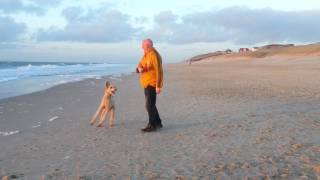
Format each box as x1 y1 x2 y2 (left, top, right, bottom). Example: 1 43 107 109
0 62 134 83
0 77 18 82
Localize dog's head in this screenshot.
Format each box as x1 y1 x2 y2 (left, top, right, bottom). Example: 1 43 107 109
105 81 117 96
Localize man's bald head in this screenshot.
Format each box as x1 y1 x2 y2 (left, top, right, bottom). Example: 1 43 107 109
143 39 153 47
142 39 153 52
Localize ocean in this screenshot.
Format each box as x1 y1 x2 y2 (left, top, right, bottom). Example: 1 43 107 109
0 61 135 100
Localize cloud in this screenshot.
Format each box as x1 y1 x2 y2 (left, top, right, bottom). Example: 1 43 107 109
0 0 32 13
61 6 86 22
28 0 61 6
37 7 138 43
0 16 26 42
0 43 29 50
134 16 149 24
0 0 62 15
145 7 320 45
3 4 320 46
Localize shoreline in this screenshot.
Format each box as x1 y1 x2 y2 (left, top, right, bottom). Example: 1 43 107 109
1 59 319 179
0 72 132 103
0 62 135 101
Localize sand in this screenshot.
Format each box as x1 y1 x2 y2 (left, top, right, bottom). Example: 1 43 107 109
0 57 319 179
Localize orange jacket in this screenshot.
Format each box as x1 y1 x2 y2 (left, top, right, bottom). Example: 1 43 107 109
137 48 163 88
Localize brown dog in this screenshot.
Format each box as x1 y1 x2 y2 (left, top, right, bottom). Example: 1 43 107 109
90 81 117 127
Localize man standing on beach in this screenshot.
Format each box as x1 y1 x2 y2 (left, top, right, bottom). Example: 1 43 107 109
136 39 163 132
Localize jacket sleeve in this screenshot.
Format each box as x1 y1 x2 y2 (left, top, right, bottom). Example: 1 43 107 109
152 51 163 88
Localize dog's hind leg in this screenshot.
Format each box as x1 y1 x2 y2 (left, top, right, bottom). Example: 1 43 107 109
90 109 101 125
97 109 108 127
109 107 115 128
90 96 106 125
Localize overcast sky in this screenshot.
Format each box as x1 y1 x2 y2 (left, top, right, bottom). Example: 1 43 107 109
0 0 319 63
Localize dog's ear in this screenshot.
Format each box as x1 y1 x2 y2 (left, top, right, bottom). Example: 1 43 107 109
105 81 110 87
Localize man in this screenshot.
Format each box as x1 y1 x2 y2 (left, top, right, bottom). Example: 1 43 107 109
136 39 163 132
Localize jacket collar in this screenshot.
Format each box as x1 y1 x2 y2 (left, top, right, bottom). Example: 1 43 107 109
144 47 155 55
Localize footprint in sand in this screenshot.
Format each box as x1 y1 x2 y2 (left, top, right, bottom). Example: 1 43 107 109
48 116 59 122
63 156 70 160
32 124 41 128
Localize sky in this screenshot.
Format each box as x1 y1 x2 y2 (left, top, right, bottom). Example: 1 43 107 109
0 0 320 63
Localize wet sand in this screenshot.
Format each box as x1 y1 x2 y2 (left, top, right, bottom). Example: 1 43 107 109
0 57 319 179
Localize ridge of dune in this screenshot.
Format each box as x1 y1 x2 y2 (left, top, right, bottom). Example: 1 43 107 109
188 43 320 63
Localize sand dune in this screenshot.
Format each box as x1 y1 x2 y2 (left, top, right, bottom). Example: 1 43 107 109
189 43 320 63
232 43 320 59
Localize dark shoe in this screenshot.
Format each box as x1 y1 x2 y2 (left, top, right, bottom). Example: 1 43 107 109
155 123 163 129
141 124 157 132
141 123 151 131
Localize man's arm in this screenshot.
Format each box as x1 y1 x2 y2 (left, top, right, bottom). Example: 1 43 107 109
153 51 163 93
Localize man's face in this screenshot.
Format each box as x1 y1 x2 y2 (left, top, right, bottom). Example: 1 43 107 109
142 41 147 51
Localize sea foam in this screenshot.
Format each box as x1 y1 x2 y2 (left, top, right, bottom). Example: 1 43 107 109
0 130 20 136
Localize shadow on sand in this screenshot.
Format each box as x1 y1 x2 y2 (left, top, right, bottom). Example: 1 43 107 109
158 121 202 133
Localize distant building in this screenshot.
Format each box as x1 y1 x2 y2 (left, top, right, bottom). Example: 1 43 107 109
239 48 250 53
225 49 232 54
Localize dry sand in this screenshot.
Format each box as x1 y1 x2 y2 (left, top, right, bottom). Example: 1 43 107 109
0 57 319 179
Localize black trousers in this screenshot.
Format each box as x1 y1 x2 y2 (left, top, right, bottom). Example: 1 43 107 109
144 85 162 126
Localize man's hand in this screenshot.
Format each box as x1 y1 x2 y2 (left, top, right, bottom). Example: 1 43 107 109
136 67 143 73
156 87 161 94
